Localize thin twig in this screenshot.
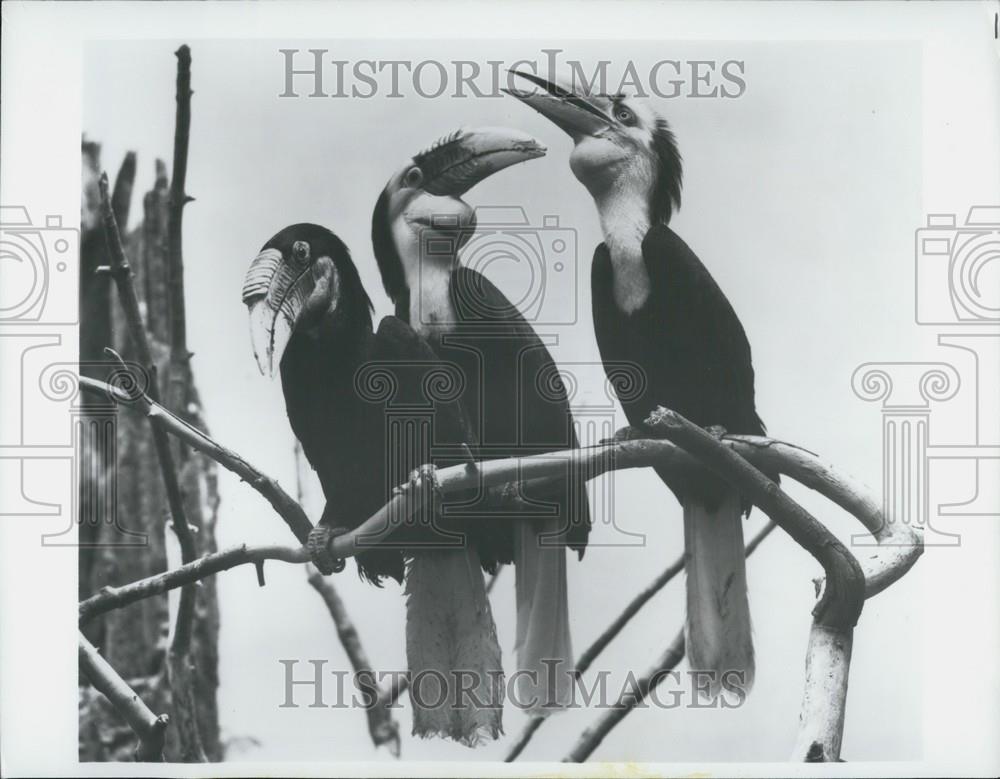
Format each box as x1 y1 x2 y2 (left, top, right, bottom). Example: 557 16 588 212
306 569 401 756
381 674 410 710
80 544 308 623
563 629 686 763
167 44 192 371
111 151 137 229
79 633 169 761
79 377 313 544
293 442 400 753
98 175 198 656
485 564 504 595
505 520 777 762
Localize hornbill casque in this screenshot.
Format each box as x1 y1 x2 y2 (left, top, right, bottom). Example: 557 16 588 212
506 72 766 696
371 127 591 714
241 137 526 745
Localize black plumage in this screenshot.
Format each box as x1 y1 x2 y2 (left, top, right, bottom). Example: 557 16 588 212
260 226 477 584
370 199 590 560
591 223 765 463
434 265 591 558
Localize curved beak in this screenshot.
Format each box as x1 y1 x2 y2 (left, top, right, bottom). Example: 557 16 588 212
242 248 313 377
503 70 617 139
416 126 547 197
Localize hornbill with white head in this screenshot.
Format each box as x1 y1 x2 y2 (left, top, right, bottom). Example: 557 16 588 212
372 127 591 714
242 137 528 744
506 72 765 695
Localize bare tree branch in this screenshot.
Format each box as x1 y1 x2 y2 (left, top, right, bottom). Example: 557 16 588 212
111 151 137 229
293 442 402 755
306 568 401 756
76 394 918 610
98 176 199 656
167 44 193 380
485 565 504 595
559 408 923 764
506 519 777 762
99 169 207 761
645 408 870 763
79 633 169 761
646 408 867 631
79 377 313 544
563 628 686 764
80 544 308 623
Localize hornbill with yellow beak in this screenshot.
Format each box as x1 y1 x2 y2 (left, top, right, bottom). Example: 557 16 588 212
371 127 591 714
242 217 503 745
507 72 765 695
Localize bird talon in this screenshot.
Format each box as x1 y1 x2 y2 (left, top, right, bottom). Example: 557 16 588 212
307 526 349 575
705 424 728 441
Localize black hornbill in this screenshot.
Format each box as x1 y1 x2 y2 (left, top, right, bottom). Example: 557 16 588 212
507 72 765 695
242 217 503 745
371 126 591 713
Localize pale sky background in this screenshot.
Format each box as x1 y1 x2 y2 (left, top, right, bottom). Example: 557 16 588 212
84 38 928 763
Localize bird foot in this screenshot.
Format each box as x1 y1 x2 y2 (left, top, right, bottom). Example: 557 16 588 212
393 463 443 509
705 424 728 441
307 525 349 576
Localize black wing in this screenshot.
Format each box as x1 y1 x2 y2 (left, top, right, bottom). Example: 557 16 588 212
641 224 764 436
447 266 591 555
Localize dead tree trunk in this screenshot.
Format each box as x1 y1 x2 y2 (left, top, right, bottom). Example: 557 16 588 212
78 141 221 762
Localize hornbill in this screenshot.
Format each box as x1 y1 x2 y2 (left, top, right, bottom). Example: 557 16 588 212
506 72 765 695
242 221 503 745
371 127 591 714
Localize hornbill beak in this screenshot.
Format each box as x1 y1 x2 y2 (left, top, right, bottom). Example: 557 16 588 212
502 70 617 139
242 247 312 377
415 126 547 197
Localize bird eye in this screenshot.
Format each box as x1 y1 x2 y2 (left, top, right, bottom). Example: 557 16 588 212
292 241 310 263
615 107 635 125
405 166 424 188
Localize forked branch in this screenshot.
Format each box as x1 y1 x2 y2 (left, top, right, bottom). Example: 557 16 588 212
79 634 169 761
79 377 313 543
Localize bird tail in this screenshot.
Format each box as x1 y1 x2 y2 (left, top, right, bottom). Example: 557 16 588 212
513 517 574 716
405 544 504 747
683 491 754 698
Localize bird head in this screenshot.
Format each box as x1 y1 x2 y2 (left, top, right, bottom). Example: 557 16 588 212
371 126 546 305
242 223 372 377
505 71 682 224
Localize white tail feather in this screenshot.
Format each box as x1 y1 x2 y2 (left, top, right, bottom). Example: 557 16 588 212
683 492 754 697
513 518 574 715
405 545 504 746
